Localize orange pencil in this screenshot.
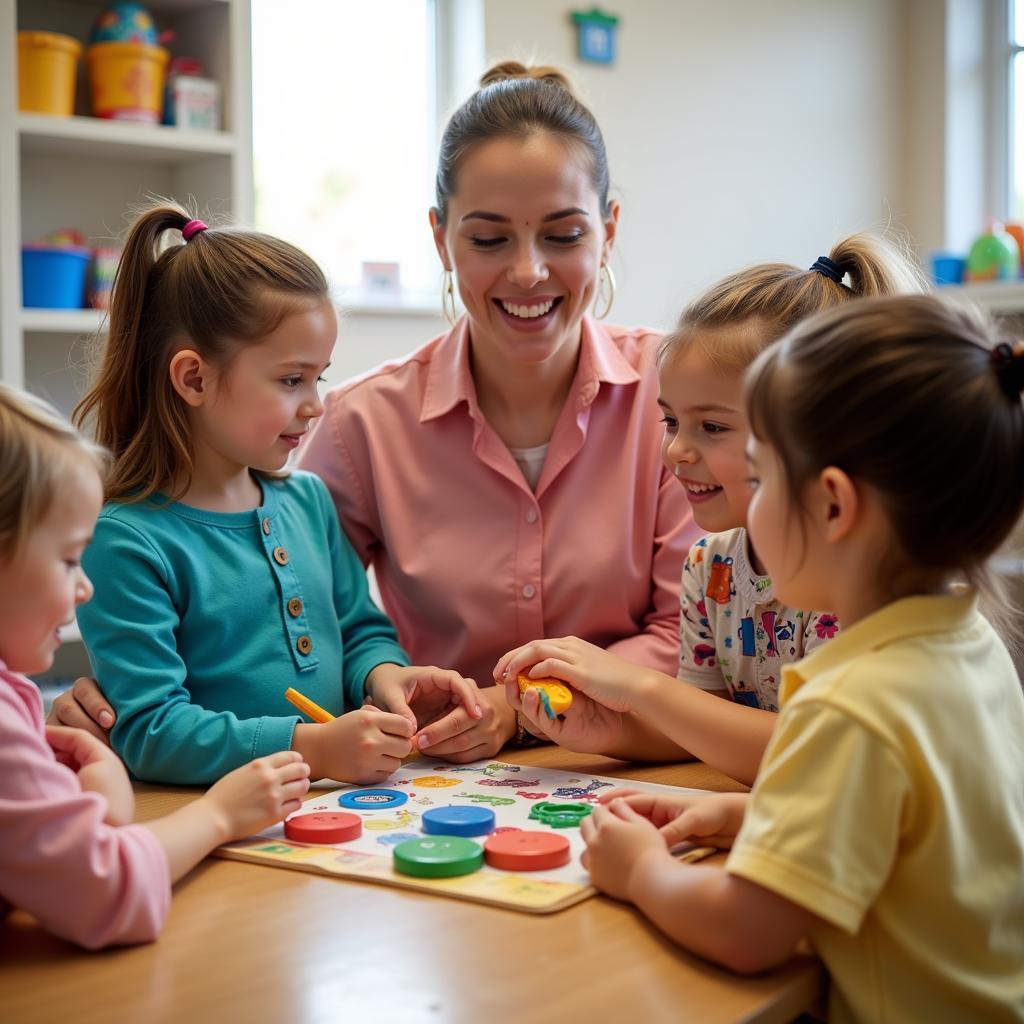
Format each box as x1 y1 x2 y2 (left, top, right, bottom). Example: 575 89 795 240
284 687 335 723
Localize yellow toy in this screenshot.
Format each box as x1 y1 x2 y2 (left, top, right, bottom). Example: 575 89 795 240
517 673 573 718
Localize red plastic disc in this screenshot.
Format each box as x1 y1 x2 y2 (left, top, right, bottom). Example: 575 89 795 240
484 830 571 871
285 811 362 844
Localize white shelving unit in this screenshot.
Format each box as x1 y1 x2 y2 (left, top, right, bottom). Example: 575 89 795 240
943 280 1024 315
0 0 253 416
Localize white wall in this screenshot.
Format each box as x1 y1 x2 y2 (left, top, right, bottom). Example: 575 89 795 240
329 0 916 387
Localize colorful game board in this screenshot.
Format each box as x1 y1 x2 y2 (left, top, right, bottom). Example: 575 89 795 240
215 758 714 914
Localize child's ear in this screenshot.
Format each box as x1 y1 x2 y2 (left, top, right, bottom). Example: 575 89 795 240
168 350 211 407
816 466 859 543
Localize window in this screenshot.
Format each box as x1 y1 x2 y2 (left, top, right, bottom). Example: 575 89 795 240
252 1 441 301
1012 1 1024 218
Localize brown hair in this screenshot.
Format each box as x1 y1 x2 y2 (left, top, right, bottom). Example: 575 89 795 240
659 232 928 373
745 294 1024 604
0 383 107 564
75 201 328 502
434 61 610 223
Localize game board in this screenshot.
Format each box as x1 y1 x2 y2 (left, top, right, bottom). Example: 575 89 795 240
215 758 714 914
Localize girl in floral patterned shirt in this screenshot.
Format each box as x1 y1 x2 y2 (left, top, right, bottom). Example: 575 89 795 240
498 234 924 784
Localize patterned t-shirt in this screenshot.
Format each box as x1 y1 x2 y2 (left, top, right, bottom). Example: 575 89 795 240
677 529 839 712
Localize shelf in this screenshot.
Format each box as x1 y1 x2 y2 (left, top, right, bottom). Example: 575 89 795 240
18 114 237 164
20 308 106 334
940 280 1024 313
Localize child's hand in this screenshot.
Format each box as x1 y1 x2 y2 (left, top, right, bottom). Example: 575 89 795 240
579 800 672 902
365 662 482 734
511 684 627 755
412 685 517 762
45 725 135 826
494 636 653 715
596 789 749 850
299 706 415 784
203 750 311 842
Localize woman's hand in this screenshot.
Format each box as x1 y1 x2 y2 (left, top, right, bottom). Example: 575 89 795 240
412 685 516 762
365 663 482 734
507 684 626 755
46 677 115 745
45 724 135 826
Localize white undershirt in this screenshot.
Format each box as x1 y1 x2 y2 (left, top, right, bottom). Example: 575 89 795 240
508 442 549 491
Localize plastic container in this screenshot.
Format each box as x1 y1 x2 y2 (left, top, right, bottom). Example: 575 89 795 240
17 31 82 116
21 245 91 308
965 225 1021 282
87 40 168 122
930 252 966 286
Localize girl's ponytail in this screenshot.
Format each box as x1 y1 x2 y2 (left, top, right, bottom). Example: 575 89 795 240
828 232 928 299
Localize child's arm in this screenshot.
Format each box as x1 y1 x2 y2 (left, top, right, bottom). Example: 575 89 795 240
45 726 134 826
581 797 814 973
140 750 309 882
497 638 776 785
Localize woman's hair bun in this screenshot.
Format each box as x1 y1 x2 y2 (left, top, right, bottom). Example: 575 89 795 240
479 61 574 94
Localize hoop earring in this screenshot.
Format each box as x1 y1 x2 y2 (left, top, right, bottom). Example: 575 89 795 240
441 270 457 325
593 264 616 320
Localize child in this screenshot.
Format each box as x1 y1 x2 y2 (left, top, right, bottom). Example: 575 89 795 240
580 295 1024 1020
0 384 311 948
73 203 481 785
496 235 924 784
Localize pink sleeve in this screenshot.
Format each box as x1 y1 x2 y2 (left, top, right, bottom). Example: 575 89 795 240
0 680 170 949
605 461 699 673
296 388 378 565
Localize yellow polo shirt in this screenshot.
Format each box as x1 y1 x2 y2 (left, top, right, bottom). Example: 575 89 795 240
727 593 1024 1023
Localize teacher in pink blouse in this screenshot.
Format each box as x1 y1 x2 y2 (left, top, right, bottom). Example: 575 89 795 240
296 62 697 759
49 62 698 762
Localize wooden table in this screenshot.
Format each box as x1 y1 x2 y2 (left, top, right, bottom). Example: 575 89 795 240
1 749 823 1024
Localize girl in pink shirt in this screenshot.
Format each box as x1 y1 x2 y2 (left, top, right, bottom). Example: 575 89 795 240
0 385 310 949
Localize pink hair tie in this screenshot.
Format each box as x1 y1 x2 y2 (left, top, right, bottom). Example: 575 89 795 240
181 219 208 242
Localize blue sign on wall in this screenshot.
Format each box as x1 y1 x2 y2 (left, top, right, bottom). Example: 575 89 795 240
571 8 620 65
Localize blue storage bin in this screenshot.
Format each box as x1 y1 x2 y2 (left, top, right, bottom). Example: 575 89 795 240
21 245 90 308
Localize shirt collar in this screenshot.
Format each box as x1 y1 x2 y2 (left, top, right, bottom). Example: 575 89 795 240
419 315 641 424
781 591 980 703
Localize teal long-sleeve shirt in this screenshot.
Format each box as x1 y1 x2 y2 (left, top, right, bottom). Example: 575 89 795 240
78 471 409 784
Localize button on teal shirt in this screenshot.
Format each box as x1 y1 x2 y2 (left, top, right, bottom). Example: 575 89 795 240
78 471 409 784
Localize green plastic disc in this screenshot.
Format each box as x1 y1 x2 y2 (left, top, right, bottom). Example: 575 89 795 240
528 801 593 828
392 836 484 878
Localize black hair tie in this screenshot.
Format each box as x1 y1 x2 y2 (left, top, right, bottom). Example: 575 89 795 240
809 256 845 284
991 342 1024 400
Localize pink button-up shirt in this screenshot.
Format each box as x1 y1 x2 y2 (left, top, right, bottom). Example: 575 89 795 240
298 317 698 686
0 666 170 948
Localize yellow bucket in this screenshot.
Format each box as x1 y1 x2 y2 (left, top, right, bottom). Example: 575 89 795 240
18 31 82 117
87 41 168 123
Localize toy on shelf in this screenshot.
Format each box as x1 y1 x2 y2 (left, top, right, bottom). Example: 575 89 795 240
163 57 221 131
965 223 1021 282
87 3 168 123
17 31 81 117
88 247 121 310
21 229 90 310
930 252 966 287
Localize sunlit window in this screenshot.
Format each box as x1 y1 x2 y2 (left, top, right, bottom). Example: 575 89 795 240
252 1 439 298
1013 1 1024 217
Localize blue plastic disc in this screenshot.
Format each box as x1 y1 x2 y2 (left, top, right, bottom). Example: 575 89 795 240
338 788 408 810
421 805 496 837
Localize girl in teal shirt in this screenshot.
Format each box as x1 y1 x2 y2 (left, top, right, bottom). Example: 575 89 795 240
75 203 481 785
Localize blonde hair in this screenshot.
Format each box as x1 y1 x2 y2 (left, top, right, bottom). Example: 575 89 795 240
75 200 328 503
660 232 928 373
0 383 107 564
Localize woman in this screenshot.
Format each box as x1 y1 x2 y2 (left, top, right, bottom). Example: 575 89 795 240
50 63 697 762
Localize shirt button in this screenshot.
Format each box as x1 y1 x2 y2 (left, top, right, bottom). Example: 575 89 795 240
273 546 289 565
522 584 536 599
296 635 313 655
287 597 303 617
525 508 538 524
262 517 272 536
